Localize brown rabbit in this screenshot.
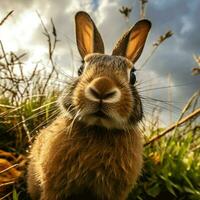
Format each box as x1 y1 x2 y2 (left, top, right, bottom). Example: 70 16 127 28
27 11 151 200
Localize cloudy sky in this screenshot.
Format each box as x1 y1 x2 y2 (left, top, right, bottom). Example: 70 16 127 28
0 0 199 125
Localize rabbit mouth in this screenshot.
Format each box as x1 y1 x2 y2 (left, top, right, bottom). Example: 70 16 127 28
93 111 109 119
79 109 127 129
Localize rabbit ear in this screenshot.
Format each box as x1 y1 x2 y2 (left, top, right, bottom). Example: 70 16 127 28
112 20 151 63
75 11 104 59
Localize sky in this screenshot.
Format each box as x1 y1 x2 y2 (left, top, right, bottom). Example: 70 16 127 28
0 0 199 125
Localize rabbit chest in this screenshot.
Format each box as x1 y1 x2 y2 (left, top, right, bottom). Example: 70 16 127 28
38 117 143 199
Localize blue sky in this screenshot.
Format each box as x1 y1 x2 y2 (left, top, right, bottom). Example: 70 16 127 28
0 0 199 125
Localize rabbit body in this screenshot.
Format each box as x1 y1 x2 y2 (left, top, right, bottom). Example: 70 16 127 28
27 11 151 200
28 116 143 200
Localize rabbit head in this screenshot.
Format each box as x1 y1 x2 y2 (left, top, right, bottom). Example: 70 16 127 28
60 11 151 129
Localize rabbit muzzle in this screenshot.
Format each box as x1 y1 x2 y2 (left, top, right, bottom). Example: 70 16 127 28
85 76 121 104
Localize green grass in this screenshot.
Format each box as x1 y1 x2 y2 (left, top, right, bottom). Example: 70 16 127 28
129 128 200 200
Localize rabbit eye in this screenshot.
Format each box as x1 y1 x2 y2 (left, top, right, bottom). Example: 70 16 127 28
130 68 136 85
78 64 84 76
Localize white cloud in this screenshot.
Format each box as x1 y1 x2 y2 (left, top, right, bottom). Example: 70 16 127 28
0 11 41 50
180 16 194 34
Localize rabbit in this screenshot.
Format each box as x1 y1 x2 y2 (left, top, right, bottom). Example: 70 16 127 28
27 11 151 200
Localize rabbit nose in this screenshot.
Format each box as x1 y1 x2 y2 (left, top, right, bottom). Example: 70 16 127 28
85 77 121 103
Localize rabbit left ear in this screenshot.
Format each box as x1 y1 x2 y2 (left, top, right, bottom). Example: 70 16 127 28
112 20 151 63
75 11 104 59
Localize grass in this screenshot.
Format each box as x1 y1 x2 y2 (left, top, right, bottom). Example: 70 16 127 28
129 127 200 200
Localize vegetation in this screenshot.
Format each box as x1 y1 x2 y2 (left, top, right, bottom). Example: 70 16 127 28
129 107 200 200
0 3 200 200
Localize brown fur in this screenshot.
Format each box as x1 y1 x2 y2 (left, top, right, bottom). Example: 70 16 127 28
27 11 151 200
28 116 143 200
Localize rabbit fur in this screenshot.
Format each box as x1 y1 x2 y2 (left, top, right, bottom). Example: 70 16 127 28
27 11 151 200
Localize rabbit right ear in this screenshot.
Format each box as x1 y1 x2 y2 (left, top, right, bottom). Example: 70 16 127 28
75 11 104 59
